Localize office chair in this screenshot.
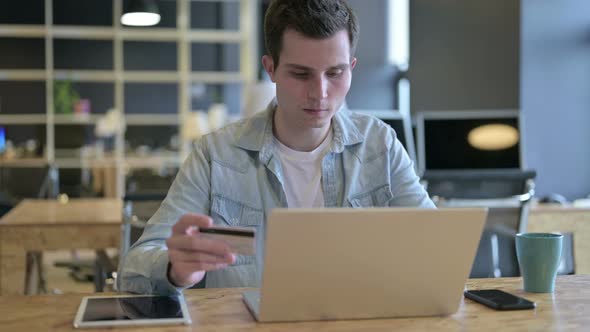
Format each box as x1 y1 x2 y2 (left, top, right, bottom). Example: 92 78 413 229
422 169 536 278
557 232 575 275
49 167 105 285
469 205 525 278
93 192 167 292
425 169 576 277
54 167 176 288
0 191 13 217
58 168 99 198
422 169 537 201
0 164 59 215
92 192 203 292
93 169 206 292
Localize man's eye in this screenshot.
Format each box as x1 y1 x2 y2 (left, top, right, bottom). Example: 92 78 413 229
291 72 308 78
327 70 343 78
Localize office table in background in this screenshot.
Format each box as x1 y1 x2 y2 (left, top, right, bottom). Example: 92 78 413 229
529 204 590 274
0 275 588 331
0 198 122 295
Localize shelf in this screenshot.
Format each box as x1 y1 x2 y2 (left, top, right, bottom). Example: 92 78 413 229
0 0 259 198
54 70 115 82
120 28 178 42
0 114 46 124
0 24 244 43
125 155 181 169
0 24 45 38
52 26 114 40
190 71 243 83
0 70 244 83
54 157 117 169
53 114 101 125
123 71 179 83
187 30 241 43
125 114 179 126
54 154 181 169
0 70 46 81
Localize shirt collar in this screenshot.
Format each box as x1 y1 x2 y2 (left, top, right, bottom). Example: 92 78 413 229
234 98 365 158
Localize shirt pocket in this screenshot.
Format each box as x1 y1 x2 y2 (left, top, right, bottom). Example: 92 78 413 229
348 184 394 208
211 194 263 227
210 194 263 266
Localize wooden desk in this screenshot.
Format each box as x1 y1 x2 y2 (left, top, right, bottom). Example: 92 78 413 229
0 198 122 295
529 204 590 274
0 275 588 331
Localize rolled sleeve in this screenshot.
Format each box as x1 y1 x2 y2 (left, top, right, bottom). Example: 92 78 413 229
388 137 436 208
151 250 191 295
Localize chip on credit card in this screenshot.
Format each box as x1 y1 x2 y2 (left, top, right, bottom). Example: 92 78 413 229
199 225 256 256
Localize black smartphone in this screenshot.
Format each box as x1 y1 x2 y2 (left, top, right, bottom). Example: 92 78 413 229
464 289 536 310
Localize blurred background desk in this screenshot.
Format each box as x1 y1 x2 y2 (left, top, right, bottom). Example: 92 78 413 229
0 198 122 295
0 275 588 331
529 204 590 274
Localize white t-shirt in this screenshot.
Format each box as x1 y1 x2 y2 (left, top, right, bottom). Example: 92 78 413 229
275 130 333 208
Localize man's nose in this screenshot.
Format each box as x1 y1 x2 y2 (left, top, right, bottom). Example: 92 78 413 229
307 76 328 100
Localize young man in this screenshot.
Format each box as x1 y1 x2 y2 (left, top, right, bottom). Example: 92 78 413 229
118 0 434 295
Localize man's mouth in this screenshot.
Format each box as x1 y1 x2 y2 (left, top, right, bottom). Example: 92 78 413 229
303 108 328 113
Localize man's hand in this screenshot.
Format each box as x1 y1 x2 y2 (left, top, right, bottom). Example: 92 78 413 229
166 213 235 287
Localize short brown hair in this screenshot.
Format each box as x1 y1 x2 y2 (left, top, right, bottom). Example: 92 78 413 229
264 0 359 68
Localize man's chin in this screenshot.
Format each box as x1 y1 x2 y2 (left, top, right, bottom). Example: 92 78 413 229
304 118 332 129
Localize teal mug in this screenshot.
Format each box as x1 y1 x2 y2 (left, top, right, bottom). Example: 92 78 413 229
516 233 563 293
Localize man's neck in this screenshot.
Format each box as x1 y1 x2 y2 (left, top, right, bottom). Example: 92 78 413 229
273 110 331 152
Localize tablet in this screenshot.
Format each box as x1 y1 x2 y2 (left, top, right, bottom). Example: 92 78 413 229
73 294 192 328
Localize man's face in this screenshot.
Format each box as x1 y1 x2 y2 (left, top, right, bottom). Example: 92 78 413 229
263 29 357 131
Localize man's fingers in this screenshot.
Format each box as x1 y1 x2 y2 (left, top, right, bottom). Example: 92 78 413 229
171 213 213 235
167 214 234 286
169 249 234 265
167 234 231 257
173 261 229 274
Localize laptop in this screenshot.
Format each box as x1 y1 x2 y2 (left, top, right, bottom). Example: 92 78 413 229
243 207 487 322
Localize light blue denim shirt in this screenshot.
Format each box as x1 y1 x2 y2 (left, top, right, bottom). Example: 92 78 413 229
117 100 435 295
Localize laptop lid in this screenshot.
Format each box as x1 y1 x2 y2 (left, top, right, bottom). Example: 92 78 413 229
255 207 487 322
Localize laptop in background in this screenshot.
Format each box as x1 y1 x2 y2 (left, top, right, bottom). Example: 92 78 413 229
243 207 487 322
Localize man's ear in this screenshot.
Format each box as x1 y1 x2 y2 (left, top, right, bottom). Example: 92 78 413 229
262 55 276 82
350 57 357 70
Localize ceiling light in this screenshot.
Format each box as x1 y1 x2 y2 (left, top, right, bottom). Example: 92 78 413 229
121 0 161 27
